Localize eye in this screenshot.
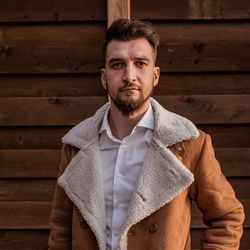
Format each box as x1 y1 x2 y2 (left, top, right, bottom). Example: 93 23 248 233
111 62 123 69
136 61 146 67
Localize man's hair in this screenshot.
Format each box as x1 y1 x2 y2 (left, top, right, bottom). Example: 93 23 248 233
102 19 160 59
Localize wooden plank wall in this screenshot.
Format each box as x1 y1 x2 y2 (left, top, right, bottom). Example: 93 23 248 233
0 0 249 249
131 1 250 249
0 0 107 249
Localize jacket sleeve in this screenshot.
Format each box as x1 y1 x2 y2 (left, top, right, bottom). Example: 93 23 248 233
48 144 73 250
193 133 245 250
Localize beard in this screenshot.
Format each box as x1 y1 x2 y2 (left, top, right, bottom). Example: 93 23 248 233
106 82 153 117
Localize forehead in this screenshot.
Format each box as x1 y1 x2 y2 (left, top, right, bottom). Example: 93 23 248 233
106 38 154 61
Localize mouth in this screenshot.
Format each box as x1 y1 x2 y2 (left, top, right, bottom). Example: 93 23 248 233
121 86 141 92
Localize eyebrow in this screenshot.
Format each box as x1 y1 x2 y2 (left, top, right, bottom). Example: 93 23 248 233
108 56 150 64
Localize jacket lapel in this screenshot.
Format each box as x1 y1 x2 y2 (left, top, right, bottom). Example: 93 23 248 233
58 103 109 250
119 138 194 249
58 139 106 250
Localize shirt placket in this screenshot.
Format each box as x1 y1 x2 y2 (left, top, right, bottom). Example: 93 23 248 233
111 139 127 249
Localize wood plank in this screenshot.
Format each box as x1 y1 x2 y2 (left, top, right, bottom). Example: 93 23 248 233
156 73 250 95
0 74 105 97
1 73 250 97
0 150 60 178
0 0 106 22
132 0 250 20
191 199 249 228
0 125 249 149
0 24 105 74
0 148 249 178
0 199 248 229
155 23 250 72
191 228 250 249
0 180 55 201
229 178 250 199
1 23 250 73
156 95 250 124
108 0 130 27
0 201 51 229
0 127 68 149
0 95 249 125
198 125 250 148
0 229 49 249
0 96 107 126
216 148 250 177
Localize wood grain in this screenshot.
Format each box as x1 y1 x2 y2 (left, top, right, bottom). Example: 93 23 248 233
0 74 105 97
1 23 250 73
0 95 249 125
0 180 55 201
0 24 105 74
1 125 249 149
0 150 60 178
0 229 49 249
132 0 250 20
0 73 250 97
108 0 130 27
0 0 106 22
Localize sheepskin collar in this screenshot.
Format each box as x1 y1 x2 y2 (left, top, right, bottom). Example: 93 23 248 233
62 98 199 149
58 98 199 250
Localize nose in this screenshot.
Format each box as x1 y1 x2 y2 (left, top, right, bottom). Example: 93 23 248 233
123 64 136 83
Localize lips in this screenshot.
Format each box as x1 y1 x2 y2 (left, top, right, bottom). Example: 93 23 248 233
120 85 141 92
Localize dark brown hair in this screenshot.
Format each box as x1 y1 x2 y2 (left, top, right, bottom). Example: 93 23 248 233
102 19 160 59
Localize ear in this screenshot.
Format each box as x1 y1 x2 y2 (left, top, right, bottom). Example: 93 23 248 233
153 66 160 87
100 68 107 90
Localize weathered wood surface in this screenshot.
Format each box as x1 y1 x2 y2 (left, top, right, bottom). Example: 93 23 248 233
132 0 250 20
0 24 105 74
1 23 250 73
0 0 106 22
0 0 249 22
0 73 250 97
108 0 130 27
0 229 49 249
0 148 249 178
0 95 249 125
0 150 60 178
1 125 249 149
0 74 105 97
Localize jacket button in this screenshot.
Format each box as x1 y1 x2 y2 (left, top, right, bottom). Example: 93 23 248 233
80 220 88 229
149 223 158 233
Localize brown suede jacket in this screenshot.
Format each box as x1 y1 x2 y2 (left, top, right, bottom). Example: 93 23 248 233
49 98 244 250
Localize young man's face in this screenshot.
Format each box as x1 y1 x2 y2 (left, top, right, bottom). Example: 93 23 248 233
101 38 160 116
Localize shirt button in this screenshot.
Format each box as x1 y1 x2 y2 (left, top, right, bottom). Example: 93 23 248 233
149 223 158 233
114 199 119 207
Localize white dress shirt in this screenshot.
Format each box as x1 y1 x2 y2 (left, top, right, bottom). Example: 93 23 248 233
99 105 154 250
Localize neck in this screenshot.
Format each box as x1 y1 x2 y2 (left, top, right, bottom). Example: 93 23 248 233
108 100 150 140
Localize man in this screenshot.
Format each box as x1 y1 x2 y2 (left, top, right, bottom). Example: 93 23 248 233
49 19 244 250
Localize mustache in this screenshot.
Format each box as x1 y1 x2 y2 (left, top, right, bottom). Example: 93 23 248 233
118 84 141 92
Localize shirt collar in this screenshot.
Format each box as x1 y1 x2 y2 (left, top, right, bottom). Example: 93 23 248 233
99 104 154 136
